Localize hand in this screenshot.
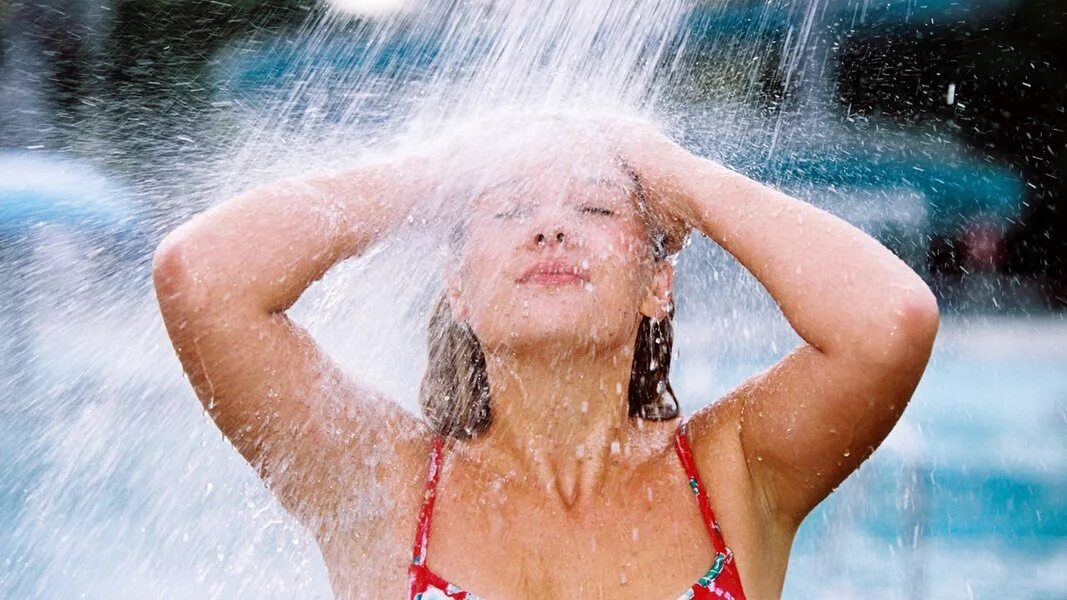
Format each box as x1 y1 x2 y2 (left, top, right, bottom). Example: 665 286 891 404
372 128 489 230
595 116 703 255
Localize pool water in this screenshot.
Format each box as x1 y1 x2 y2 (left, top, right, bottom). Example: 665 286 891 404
1 281 1064 598
674 313 1067 599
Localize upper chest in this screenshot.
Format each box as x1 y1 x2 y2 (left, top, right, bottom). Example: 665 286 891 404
419 449 755 599
318 427 788 600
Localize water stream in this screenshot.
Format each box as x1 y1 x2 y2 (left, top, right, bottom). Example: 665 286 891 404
1 1 1063 598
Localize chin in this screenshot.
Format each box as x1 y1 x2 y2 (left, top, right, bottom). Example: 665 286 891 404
478 307 630 356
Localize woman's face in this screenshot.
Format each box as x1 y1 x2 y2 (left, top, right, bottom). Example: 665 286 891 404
447 158 673 356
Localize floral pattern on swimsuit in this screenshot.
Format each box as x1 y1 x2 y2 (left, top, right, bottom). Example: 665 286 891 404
407 418 747 600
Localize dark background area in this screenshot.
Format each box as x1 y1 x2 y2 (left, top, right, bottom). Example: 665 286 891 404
835 0 1067 306
2 0 1065 306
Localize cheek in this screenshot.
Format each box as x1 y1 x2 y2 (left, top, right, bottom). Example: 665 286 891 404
587 224 654 287
455 228 518 306
585 215 650 257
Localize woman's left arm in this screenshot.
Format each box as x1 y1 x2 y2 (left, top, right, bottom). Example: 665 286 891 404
629 127 940 529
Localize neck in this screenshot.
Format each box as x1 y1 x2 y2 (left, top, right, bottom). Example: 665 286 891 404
463 344 647 510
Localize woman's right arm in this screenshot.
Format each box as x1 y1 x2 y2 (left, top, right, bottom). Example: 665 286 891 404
152 159 434 531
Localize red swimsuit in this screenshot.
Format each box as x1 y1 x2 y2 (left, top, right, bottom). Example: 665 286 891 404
408 418 748 600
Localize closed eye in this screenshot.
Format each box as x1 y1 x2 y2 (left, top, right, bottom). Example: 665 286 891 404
494 206 529 219
581 206 616 217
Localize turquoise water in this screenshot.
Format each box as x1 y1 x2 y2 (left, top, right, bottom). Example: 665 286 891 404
1 0 1061 597
673 314 1067 598
786 351 1067 598
1 285 1064 598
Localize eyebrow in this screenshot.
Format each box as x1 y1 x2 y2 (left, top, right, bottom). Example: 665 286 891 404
481 173 629 191
478 176 529 196
581 175 632 191
472 172 636 212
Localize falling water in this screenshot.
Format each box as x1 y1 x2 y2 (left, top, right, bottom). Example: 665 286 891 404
2 0 1064 598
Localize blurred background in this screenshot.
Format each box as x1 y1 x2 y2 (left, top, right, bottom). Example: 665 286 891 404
1 0 1064 598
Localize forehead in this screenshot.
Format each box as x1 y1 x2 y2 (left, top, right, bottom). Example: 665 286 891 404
471 168 637 210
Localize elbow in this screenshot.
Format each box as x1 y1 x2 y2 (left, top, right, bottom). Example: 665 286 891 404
152 231 182 282
896 284 939 347
152 226 207 313
855 282 941 365
902 282 940 330
886 283 941 360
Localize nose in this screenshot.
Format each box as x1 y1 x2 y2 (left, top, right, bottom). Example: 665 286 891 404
534 230 567 247
525 200 574 250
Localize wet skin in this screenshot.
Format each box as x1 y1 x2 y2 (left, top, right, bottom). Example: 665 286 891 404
154 121 939 600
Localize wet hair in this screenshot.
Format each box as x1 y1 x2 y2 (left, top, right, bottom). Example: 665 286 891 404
417 170 680 440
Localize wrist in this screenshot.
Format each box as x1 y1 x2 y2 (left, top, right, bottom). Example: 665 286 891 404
671 154 735 224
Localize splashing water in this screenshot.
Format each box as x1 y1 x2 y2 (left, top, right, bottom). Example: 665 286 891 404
3 2 710 597
2 0 1064 599
217 0 694 154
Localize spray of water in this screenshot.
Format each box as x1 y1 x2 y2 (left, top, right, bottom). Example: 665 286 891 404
8 1 1038 599
3 2 721 598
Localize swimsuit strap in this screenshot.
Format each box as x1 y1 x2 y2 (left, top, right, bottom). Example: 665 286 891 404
411 435 446 566
413 426 729 563
674 417 730 555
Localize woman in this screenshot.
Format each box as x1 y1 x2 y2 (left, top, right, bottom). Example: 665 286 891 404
153 118 939 599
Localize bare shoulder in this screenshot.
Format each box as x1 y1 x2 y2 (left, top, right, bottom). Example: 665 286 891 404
306 391 437 586
625 409 746 477
683 394 796 597
302 385 438 530
686 378 792 528
311 410 436 597
686 395 752 490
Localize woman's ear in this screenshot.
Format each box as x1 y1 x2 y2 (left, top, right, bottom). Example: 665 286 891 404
446 273 470 322
639 260 674 321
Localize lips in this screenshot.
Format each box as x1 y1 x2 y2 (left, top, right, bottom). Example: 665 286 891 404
517 260 589 285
